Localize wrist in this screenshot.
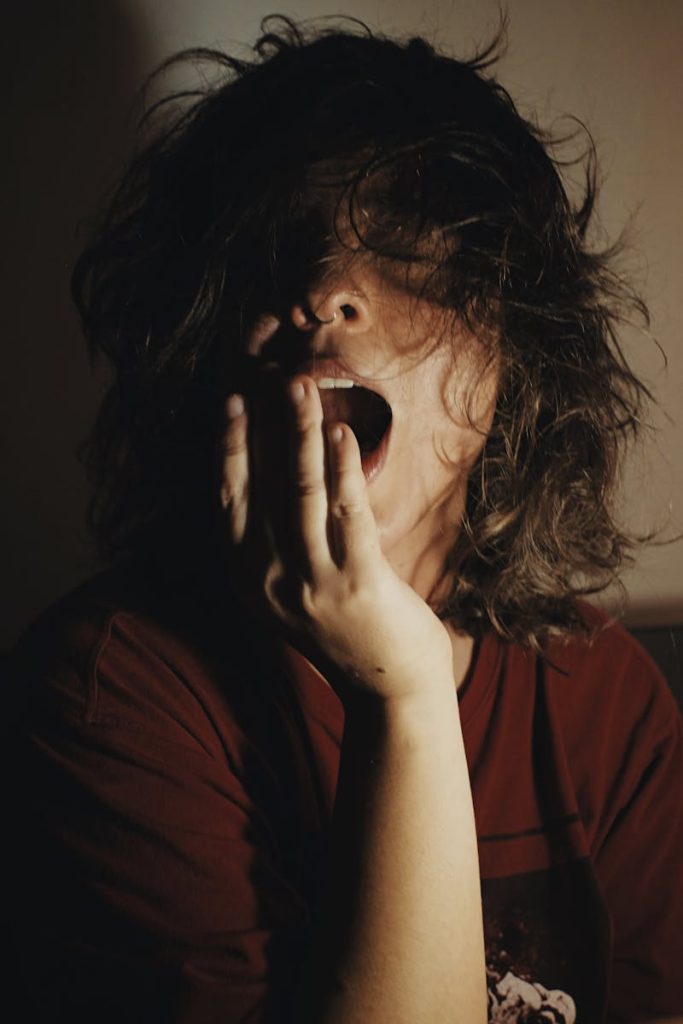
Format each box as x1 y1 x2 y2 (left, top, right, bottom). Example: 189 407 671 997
341 676 461 742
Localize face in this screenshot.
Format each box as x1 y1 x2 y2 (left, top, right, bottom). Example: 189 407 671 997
245 259 498 604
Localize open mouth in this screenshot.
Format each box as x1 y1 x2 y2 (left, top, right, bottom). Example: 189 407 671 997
317 384 393 480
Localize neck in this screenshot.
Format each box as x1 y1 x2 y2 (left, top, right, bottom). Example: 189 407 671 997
383 501 473 691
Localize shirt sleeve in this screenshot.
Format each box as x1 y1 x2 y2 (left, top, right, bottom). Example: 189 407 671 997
590 644 683 1021
10 610 314 1024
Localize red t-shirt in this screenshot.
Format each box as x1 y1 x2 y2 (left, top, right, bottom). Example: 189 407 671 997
8 567 683 1023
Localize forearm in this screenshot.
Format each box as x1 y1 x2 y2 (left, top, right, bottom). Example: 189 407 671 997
292 684 487 1024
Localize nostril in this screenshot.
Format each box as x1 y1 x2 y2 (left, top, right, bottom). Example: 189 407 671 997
292 298 362 328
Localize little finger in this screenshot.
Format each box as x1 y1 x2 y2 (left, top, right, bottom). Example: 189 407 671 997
220 393 249 545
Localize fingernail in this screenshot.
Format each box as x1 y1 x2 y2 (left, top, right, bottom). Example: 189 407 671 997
290 380 305 404
227 394 244 418
329 425 343 444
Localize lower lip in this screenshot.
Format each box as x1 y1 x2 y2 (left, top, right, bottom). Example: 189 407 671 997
360 420 392 483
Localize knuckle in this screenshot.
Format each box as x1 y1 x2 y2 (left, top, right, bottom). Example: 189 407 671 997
221 434 246 458
299 580 319 619
292 410 318 436
292 416 310 437
221 484 246 510
330 497 363 519
299 577 336 623
294 476 322 498
340 575 372 606
263 565 284 609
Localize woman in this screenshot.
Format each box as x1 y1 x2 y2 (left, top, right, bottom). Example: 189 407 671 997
9 16 682 1023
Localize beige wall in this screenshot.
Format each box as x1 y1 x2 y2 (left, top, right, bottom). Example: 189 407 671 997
3 0 682 646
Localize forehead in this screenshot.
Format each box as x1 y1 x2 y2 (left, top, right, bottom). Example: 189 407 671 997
274 207 449 314
279 155 452 274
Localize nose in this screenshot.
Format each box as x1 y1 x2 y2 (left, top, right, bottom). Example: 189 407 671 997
290 286 372 334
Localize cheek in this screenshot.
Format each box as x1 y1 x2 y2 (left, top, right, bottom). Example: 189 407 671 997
441 421 488 474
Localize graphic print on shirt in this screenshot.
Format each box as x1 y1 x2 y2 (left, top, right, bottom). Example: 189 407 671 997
487 967 576 1023
481 861 610 1024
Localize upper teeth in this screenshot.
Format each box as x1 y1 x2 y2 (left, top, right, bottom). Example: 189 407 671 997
316 377 355 389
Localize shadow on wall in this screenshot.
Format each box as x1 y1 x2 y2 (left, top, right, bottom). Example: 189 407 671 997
0 0 151 648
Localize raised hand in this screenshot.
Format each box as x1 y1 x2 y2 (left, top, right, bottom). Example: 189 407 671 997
220 370 455 706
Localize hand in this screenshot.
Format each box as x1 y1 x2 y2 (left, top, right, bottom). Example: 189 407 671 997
220 370 455 706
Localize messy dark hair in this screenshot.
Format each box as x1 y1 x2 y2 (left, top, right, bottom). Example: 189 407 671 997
72 15 652 647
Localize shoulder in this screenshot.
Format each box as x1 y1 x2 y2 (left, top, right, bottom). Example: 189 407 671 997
537 602 681 808
542 600 678 736
8 566 245 758
486 600 676 739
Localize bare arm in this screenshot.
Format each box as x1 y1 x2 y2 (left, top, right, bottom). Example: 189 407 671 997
293 687 486 1024
221 374 486 1023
